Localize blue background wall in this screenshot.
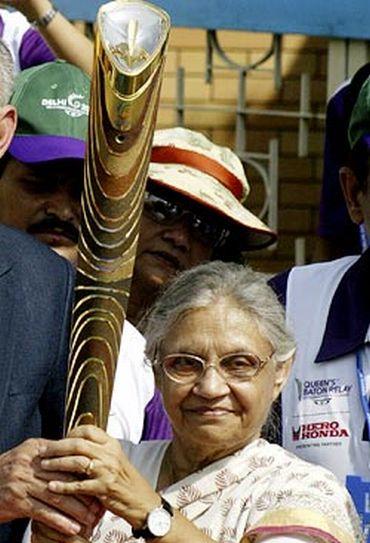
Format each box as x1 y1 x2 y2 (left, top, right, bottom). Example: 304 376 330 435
55 0 370 39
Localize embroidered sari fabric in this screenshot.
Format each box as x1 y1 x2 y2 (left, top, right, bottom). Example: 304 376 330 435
92 439 362 543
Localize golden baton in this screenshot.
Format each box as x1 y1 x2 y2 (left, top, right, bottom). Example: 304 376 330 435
65 0 170 433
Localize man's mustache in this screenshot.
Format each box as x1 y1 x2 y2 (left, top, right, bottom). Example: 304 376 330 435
28 218 79 243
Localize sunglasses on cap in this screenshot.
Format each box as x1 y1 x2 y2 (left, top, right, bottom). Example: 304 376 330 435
143 191 230 249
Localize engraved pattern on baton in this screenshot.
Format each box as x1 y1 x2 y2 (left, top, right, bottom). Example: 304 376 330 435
65 0 170 434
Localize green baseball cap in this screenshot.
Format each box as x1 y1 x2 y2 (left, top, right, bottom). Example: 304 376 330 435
8 60 90 163
348 75 370 150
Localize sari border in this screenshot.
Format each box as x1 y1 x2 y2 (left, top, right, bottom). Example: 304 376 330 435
242 507 356 543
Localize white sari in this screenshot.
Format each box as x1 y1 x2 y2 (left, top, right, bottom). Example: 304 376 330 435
91 438 362 543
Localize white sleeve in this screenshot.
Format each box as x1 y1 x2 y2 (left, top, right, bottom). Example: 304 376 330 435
107 321 155 443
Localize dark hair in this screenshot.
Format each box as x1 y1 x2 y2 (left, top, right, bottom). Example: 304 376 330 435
0 152 11 179
212 234 245 263
348 140 370 192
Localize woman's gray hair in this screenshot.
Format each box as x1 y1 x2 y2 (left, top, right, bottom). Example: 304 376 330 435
140 261 295 363
0 40 14 107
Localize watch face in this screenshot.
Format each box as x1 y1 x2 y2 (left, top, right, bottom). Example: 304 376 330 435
147 507 172 537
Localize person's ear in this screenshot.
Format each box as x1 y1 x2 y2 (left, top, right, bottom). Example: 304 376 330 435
273 355 294 400
0 105 16 160
340 166 364 225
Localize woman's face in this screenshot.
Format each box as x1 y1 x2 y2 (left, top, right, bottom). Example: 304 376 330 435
157 299 290 455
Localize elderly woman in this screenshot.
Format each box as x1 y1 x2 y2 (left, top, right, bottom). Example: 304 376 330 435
32 262 361 543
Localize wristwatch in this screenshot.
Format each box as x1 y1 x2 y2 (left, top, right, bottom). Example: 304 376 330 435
31 5 59 28
132 497 174 540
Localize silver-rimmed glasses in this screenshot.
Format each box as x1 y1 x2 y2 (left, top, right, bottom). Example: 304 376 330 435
159 351 274 385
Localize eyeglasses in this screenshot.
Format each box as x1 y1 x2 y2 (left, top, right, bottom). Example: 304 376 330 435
144 192 230 249
159 351 273 385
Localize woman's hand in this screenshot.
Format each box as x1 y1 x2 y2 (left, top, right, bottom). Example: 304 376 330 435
0 438 101 536
40 425 162 529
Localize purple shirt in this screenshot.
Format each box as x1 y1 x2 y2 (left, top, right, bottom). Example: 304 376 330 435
142 387 173 440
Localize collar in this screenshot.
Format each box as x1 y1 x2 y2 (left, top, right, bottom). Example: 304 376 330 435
315 248 370 362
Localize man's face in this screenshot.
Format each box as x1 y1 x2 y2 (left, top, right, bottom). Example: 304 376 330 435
0 157 83 264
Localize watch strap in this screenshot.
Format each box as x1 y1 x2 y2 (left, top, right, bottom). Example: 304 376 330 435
31 6 59 28
132 497 173 540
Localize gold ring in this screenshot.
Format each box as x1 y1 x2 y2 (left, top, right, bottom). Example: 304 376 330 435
85 458 95 476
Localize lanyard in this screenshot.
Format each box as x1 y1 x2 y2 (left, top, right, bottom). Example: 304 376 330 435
356 349 370 441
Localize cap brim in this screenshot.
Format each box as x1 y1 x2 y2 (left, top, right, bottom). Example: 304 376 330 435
8 135 86 163
148 163 277 250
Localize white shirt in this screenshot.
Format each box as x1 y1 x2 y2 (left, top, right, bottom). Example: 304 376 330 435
107 320 154 443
